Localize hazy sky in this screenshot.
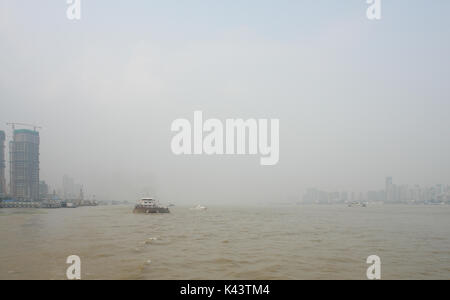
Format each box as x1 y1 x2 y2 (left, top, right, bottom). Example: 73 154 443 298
1 1 449 204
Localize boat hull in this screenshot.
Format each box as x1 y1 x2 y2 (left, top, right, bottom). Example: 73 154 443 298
133 206 170 214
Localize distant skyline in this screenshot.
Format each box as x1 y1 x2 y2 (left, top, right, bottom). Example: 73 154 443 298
1 1 449 204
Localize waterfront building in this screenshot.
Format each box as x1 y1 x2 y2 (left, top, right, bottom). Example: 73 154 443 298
9 129 40 201
0 131 5 198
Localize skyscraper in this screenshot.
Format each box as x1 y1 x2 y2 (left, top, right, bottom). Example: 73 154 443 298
0 131 5 198
9 129 40 201
385 176 393 202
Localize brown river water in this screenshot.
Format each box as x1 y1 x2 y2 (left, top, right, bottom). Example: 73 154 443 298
0 205 449 280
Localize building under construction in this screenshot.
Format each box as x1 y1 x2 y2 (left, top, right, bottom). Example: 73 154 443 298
0 130 5 198
9 129 40 201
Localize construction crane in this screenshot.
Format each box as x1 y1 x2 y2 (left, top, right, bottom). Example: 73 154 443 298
6 122 42 132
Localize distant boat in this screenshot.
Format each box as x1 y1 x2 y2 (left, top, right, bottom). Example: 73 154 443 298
65 202 78 208
190 205 207 211
347 201 366 208
133 198 170 214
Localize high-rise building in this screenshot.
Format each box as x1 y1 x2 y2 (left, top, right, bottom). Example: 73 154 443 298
385 176 393 202
39 181 49 200
0 130 5 198
9 129 40 201
63 175 75 200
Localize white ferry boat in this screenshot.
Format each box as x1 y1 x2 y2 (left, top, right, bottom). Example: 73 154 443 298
133 198 170 214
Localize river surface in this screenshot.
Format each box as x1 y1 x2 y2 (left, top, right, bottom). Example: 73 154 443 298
0 204 449 280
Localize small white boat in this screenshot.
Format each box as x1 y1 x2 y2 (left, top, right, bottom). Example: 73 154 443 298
190 205 207 211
